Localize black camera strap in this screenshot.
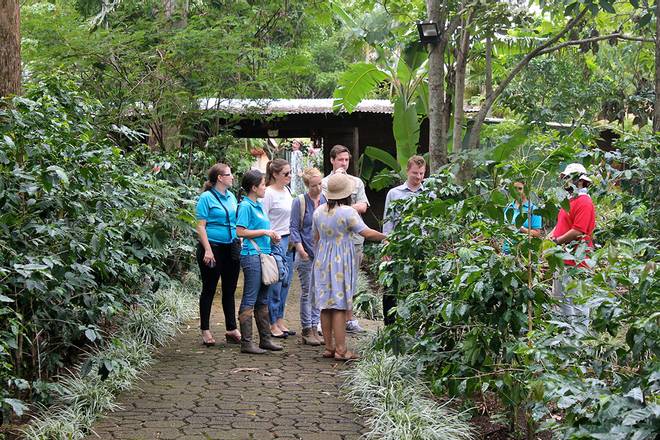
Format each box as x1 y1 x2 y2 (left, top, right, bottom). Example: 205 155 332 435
209 189 235 242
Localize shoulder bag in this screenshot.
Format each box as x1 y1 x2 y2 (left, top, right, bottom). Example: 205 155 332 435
247 238 280 286
209 190 242 261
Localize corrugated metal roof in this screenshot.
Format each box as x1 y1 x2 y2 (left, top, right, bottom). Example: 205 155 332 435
199 98 394 114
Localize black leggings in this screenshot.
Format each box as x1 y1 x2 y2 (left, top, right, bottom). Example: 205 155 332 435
196 242 240 331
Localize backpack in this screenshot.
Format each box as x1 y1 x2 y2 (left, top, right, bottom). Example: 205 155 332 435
288 194 306 253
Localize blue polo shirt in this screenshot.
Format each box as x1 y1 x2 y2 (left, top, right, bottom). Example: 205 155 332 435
503 200 542 254
236 197 272 256
195 189 238 244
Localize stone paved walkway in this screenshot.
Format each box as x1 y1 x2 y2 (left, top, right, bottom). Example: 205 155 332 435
86 273 377 440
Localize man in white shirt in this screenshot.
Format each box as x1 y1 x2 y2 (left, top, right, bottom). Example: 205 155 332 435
321 144 369 333
382 155 426 325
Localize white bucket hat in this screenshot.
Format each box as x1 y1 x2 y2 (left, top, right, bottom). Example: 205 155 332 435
560 163 592 183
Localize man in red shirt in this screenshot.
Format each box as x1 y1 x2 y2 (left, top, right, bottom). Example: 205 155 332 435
549 163 596 319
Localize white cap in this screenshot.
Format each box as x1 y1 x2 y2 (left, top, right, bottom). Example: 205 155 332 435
561 163 592 183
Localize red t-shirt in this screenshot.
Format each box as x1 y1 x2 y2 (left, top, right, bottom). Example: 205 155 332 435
553 194 596 266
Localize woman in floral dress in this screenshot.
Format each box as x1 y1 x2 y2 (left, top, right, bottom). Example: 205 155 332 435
312 173 386 360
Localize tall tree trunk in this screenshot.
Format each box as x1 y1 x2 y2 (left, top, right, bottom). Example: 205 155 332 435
0 0 21 98
426 0 448 172
654 0 660 132
164 0 188 27
452 18 471 154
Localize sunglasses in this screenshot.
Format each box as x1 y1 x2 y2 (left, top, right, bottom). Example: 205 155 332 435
282 171 291 177
514 186 524 191
220 173 232 177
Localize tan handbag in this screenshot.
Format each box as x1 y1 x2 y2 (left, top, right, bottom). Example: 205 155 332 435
248 239 279 286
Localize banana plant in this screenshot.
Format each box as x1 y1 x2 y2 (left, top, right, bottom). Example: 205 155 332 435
333 42 428 190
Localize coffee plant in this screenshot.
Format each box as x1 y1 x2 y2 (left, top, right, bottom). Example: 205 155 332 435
0 77 197 420
377 127 659 438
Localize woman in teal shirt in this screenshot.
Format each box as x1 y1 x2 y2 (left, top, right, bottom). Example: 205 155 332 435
235 170 284 354
196 163 242 346
503 181 543 254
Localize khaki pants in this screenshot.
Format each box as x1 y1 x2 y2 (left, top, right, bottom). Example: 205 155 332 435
552 270 589 324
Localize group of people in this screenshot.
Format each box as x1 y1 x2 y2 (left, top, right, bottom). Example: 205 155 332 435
195 144 385 360
195 141 597 358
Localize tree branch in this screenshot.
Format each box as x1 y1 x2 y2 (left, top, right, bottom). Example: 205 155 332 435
466 8 589 150
539 32 654 55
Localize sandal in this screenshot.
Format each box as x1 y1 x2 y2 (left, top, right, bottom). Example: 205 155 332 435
322 349 336 358
225 332 241 345
201 336 216 347
334 350 360 361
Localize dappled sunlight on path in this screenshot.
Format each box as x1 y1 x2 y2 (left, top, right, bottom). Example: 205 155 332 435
86 273 379 440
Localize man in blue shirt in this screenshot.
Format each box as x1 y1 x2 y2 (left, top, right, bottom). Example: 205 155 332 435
502 180 543 254
382 155 426 325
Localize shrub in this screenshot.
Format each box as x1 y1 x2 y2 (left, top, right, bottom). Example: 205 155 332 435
376 128 659 437
0 76 195 419
343 349 474 440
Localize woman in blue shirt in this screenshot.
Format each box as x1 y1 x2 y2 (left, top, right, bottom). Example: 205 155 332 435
503 180 543 254
195 163 241 346
235 170 284 354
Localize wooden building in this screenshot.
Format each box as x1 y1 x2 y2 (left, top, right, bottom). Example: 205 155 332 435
200 98 422 229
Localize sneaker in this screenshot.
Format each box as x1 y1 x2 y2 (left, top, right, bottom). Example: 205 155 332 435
346 319 366 333
317 322 323 336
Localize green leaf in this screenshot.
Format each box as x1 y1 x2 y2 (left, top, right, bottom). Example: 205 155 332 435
2 135 15 148
392 96 420 171
0 294 13 303
369 169 401 191
489 129 526 162
85 328 97 342
623 387 644 403
490 190 508 206
3 398 28 416
638 13 652 27
599 0 616 13
46 165 70 186
403 42 427 73
333 63 388 113
363 146 399 171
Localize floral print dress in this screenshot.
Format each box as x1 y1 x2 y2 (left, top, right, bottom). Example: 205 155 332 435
312 205 367 311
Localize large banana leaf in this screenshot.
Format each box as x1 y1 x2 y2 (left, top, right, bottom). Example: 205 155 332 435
363 146 400 171
333 63 389 113
489 128 527 162
403 42 427 73
393 96 420 172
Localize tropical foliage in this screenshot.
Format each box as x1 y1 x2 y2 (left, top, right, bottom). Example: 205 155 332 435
375 126 659 437
0 77 195 420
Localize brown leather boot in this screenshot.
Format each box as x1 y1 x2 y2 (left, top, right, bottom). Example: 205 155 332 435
255 305 283 351
239 309 266 355
301 327 321 346
314 328 325 345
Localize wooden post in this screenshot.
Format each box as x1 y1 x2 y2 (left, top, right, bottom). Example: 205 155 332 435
351 126 360 176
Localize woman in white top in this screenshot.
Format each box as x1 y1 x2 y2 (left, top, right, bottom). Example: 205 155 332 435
262 159 296 338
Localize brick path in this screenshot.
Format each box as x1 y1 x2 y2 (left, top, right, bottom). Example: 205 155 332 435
87 273 377 440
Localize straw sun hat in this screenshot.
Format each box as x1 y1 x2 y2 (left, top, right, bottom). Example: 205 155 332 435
326 173 355 200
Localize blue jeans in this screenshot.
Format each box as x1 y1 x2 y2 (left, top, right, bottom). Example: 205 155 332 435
267 235 295 324
239 254 269 312
296 257 320 328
